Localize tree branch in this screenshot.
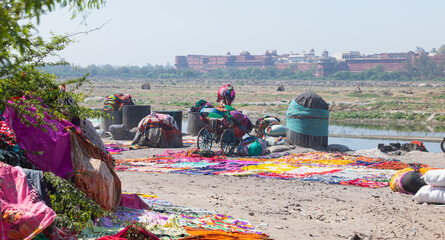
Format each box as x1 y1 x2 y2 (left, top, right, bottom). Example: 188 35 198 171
67 19 112 37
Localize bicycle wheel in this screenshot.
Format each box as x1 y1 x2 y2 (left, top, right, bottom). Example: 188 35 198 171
197 128 212 151
220 129 237 156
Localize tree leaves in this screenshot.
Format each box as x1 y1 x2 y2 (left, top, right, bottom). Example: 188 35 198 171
0 35 106 130
43 172 112 231
0 0 105 61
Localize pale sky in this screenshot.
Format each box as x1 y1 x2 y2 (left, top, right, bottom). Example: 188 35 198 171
35 0 445 66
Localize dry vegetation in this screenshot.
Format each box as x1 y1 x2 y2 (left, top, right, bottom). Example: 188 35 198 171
77 78 445 125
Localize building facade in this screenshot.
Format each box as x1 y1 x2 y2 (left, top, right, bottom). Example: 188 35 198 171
175 49 442 77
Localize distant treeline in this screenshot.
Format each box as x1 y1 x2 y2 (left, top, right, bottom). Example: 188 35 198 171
44 55 445 81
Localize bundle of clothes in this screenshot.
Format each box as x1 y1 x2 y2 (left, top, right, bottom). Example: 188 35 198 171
132 113 183 148
103 93 134 111
190 99 213 113
390 164 445 204
216 84 235 106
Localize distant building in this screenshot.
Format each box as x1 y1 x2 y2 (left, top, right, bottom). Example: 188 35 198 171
175 50 277 71
332 51 362 60
174 48 441 77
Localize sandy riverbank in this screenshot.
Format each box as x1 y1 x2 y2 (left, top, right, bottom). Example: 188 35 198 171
112 138 445 240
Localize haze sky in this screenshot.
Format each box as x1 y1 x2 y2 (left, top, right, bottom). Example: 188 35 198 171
36 0 445 66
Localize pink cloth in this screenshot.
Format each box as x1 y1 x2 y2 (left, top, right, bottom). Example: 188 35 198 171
4 105 74 178
0 163 56 240
119 193 150 210
97 225 159 240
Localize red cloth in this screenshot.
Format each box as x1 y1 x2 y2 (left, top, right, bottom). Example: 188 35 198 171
119 193 150 210
97 225 159 240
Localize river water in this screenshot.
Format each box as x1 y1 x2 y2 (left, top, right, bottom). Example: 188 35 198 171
182 121 444 153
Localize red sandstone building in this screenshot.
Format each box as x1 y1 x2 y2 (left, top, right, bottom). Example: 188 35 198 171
175 50 277 71
175 49 442 77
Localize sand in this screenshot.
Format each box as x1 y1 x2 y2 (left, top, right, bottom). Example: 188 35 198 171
113 141 445 240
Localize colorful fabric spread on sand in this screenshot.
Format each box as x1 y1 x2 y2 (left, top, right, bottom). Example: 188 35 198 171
84 194 269 240
116 150 423 188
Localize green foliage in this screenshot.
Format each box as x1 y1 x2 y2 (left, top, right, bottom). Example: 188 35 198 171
161 101 191 107
434 114 445 122
0 35 105 129
331 111 385 120
438 45 445 55
403 53 445 80
182 70 194 79
347 93 381 98
44 65 319 80
0 0 105 63
331 111 427 121
43 172 112 231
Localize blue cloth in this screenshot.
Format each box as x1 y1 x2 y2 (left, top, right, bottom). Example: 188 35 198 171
286 100 329 136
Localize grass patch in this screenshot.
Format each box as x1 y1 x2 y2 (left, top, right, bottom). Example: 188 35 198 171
346 93 381 98
331 111 428 121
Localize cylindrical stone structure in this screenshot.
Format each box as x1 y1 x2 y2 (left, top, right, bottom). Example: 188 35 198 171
154 110 182 133
100 110 123 131
286 91 329 148
122 105 151 130
187 111 206 136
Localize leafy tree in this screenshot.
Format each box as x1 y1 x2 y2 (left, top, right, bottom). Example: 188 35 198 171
437 44 445 55
0 36 104 128
0 0 105 64
415 46 425 54
182 70 194 79
1 0 107 128
374 64 385 73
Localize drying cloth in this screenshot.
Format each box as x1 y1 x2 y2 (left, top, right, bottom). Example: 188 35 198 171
180 227 273 240
116 150 424 188
21 168 52 207
0 162 56 240
96 225 159 240
132 114 182 148
0 114 21 153
4 105 74 178
120 193 150 210
103 93 134 112
67 126 121 211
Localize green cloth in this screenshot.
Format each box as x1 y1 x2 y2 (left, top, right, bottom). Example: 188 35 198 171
286 100 329 137
248 140 264 156
34 234 50 240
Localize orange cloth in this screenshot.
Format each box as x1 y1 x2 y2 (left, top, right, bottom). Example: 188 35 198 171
180 227 273 240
